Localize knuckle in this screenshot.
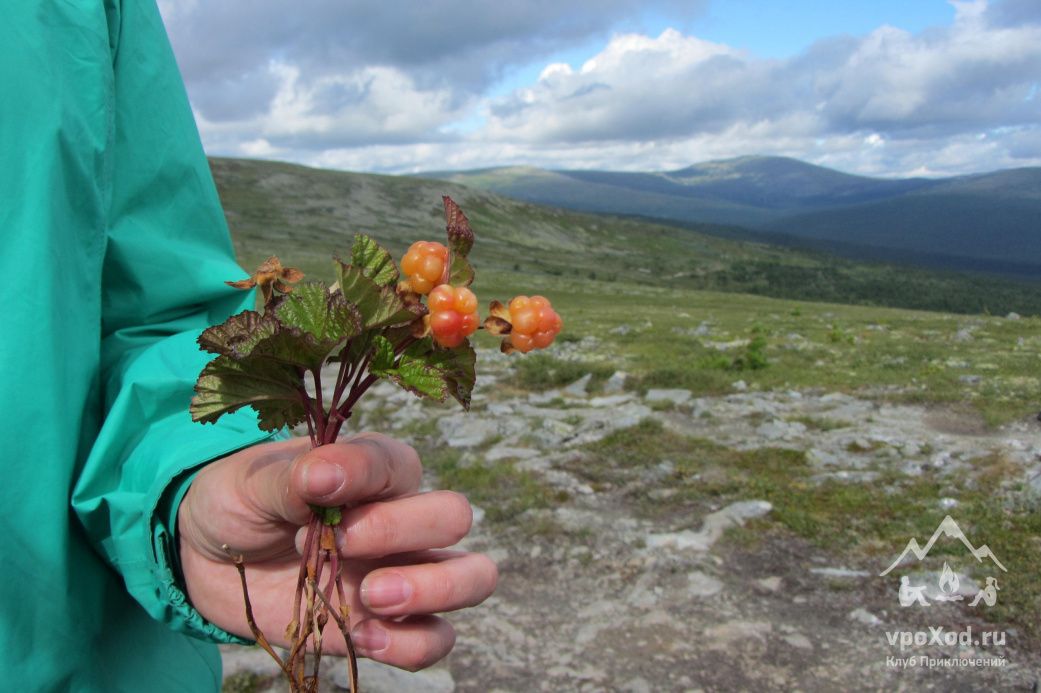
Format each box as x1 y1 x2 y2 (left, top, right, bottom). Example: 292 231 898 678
357 505 399 553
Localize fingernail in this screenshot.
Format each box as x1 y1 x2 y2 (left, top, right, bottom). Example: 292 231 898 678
351 621 389 654
303 460 344 497
361 573 413 609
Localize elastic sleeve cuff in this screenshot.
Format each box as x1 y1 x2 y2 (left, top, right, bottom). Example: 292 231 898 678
152 428 291 644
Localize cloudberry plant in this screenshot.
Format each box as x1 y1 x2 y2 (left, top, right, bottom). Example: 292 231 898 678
190 197 561 693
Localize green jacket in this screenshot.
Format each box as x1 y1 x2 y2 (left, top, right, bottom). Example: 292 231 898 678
1 2 273 690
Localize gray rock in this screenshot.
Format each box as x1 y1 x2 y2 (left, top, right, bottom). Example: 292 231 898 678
687 570 724 597
439 417 499 448
603 371 628 394
756 419 806 441
783 633 814 650
485 446 541 462
732 380 748 392
334 659 455 692
588 394 635 408
810 567 871 579
646 500 772 552
848 608 882 627
756 576 783 593
1006 312 1021 320
646 388 692 405
563 373 593 397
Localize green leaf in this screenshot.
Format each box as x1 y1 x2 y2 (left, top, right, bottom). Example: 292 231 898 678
369 335 396 374
275 282 362 344
448 256 475 287
387 358 449 400
271 282 363 368
190 355 306 432
350 234 399 287
424 341 477 410
335 260 419 329
395 338 477 410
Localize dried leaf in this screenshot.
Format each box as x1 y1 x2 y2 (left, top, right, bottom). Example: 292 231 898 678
443 196 475 287
483 316 512 336
487 300 511 322
226 278 257 290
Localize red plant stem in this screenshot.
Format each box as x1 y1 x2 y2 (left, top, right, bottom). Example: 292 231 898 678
292 516 320 633
312 368 327 444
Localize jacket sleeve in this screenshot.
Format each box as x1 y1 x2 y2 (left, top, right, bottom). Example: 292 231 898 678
70 0 280 643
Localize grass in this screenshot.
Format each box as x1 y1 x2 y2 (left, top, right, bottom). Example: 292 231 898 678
420 446 566 525
576 419 1041 641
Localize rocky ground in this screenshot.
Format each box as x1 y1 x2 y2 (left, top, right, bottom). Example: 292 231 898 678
222 345 1041 692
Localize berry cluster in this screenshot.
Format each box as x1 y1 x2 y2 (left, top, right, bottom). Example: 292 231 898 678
507 295 562 353
400 241 448 294
428 284 479 348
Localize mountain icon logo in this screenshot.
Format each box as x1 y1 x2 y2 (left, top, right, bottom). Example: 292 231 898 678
880 515 1006 608
880 515 1007 576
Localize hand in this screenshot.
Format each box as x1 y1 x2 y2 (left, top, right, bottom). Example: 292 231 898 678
178 433 498 671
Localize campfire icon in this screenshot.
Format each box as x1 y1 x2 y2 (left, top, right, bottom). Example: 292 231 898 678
881 516 1007 608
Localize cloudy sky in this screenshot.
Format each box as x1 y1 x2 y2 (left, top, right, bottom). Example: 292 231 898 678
159 0 1041 177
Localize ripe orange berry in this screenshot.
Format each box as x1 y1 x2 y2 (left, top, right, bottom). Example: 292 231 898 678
428 284 456 312
428 284 480 348
401 241 448 294
506 294 562 352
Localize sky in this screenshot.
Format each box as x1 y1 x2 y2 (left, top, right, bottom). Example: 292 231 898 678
158 0 1041 177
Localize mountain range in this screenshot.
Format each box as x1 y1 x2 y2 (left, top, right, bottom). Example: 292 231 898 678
421 156 1041 278
209 157 1041 316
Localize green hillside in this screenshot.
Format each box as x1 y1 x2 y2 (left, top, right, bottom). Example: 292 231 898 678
210 157 1041 317
421 156 1041 277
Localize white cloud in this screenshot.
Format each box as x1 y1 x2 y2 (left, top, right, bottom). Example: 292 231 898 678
162 0 1041 176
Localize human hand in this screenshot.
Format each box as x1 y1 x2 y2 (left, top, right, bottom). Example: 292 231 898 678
177 433 498 671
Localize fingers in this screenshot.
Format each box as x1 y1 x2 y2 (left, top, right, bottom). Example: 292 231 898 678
359 551 499 617
334 491 473 559
243 433 422 526
352 616 457 671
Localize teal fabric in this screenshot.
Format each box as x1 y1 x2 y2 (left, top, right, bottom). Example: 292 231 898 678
1 1 275 690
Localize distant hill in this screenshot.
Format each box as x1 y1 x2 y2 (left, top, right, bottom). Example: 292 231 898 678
421 157 1041 278
210 157 1041 316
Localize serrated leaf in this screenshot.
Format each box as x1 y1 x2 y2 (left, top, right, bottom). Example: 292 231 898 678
190 355 306 432
443 196 475 287
335 260 419 329
275 282 361 343
400 338 477 410
387 358 449 401
198 310 276 358
443 196 473 258
369 335 396 374
351 234 399 287
270 282 363 368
